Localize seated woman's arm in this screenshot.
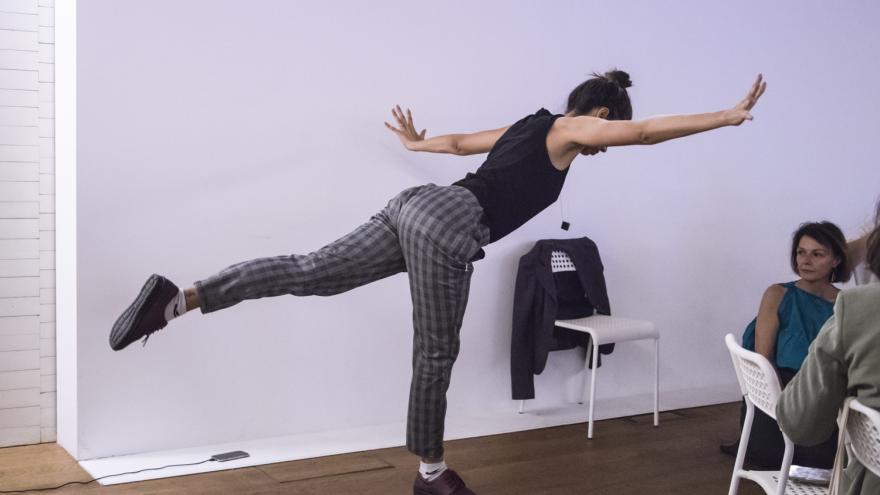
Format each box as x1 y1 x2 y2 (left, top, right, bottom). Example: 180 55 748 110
777 302 847 445
754 284 786 362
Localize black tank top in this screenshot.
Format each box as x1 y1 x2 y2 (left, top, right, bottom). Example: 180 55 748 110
453 108 567 243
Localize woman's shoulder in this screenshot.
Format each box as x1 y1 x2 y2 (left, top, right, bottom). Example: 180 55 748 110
764 282 792 298
504 108 559 134
758 283 791 310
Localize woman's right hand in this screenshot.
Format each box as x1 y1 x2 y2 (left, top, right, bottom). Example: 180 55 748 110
726 74 767 126
385 105 426 151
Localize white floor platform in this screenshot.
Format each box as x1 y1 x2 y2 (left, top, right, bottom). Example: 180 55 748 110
80 385 739 485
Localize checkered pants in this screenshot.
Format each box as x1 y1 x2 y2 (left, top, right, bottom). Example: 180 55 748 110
194 184 490 459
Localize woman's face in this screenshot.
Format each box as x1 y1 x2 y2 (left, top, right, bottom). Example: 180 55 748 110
796 235 839 282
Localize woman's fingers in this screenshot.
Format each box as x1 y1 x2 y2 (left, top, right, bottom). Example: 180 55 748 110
755 81 767 102
384 121 402 135
748 74 762 99
745 82 766 111
392 106 413 129
394 105 406 125
736 75 767 112
406 109 416 131
394 106 406 125
405 109 420 135
744 75 767 110
389 105 423 140
401 108 412 130
394 106 417 136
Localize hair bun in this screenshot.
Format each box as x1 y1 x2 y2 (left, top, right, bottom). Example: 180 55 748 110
605 69 632 89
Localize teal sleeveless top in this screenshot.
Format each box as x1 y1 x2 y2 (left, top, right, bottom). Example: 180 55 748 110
741 281 835 370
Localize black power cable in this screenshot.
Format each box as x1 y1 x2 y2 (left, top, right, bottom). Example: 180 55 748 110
0 458 214 493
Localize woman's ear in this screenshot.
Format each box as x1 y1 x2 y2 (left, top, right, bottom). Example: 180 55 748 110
595 107 610 119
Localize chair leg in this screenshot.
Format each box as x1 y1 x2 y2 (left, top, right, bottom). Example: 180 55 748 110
588 343 598 439
580 344 594 404
729 399 755 495
775 434 795 495
654 337 660 427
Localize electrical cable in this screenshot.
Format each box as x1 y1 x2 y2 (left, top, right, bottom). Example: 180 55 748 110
0 458 214 493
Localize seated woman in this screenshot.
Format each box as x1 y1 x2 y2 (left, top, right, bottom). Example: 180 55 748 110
777 201 880 494
724 221 851 468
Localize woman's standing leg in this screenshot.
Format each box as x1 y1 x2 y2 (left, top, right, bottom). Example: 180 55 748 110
397 185 488 461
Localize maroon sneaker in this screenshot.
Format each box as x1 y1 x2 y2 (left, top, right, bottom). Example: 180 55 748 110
413 469 475 495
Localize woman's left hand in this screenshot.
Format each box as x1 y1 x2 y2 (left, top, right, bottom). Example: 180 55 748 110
726 74 767 126
385 105 426 150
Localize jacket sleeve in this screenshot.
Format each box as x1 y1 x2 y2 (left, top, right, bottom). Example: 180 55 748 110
531 243 560 375
532 283 557 373
776 295 848 446
511 254 538 400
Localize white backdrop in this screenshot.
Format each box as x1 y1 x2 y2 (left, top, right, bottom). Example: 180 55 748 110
70 0 880 459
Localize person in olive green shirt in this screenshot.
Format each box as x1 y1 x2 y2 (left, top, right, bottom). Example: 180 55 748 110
777 202 880 495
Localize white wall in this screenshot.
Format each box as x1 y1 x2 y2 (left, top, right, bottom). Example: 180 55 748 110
71 0 880 459
0 0 55 448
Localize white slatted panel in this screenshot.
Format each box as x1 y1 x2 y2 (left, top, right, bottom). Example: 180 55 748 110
36 0 54 444
0 0 54 448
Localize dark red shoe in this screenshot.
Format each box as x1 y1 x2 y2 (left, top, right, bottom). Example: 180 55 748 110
413 470 475 495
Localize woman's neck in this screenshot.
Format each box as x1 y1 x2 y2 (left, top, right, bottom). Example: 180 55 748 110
795 278 837 301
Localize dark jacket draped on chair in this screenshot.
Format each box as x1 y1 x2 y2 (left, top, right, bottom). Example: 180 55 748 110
511 237 614 400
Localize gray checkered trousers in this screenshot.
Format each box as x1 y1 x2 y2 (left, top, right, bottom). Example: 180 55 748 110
194 184 490 459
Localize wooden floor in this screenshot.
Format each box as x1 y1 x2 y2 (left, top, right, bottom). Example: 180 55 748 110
0 402 763 494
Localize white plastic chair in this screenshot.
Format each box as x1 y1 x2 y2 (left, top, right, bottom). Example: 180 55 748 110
518 250 660 439
724 333 828 495
844 399 880 477
829 398 880 494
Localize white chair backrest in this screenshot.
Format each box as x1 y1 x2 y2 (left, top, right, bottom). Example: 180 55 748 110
846 398 880 477
724 334 783 419
551 250 577 273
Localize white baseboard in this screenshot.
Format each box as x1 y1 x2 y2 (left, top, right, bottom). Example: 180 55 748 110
80 383 741 485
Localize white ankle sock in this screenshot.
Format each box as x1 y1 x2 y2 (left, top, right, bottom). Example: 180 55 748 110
163 290 187 322
419 460 447 481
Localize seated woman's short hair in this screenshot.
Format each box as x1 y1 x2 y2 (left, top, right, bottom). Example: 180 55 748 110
790 222 851 283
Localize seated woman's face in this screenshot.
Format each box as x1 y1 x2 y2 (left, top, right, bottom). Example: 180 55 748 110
796 235 839 283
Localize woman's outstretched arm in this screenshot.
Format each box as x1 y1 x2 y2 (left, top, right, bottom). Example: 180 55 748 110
560 74 767 148
385 105 509 155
